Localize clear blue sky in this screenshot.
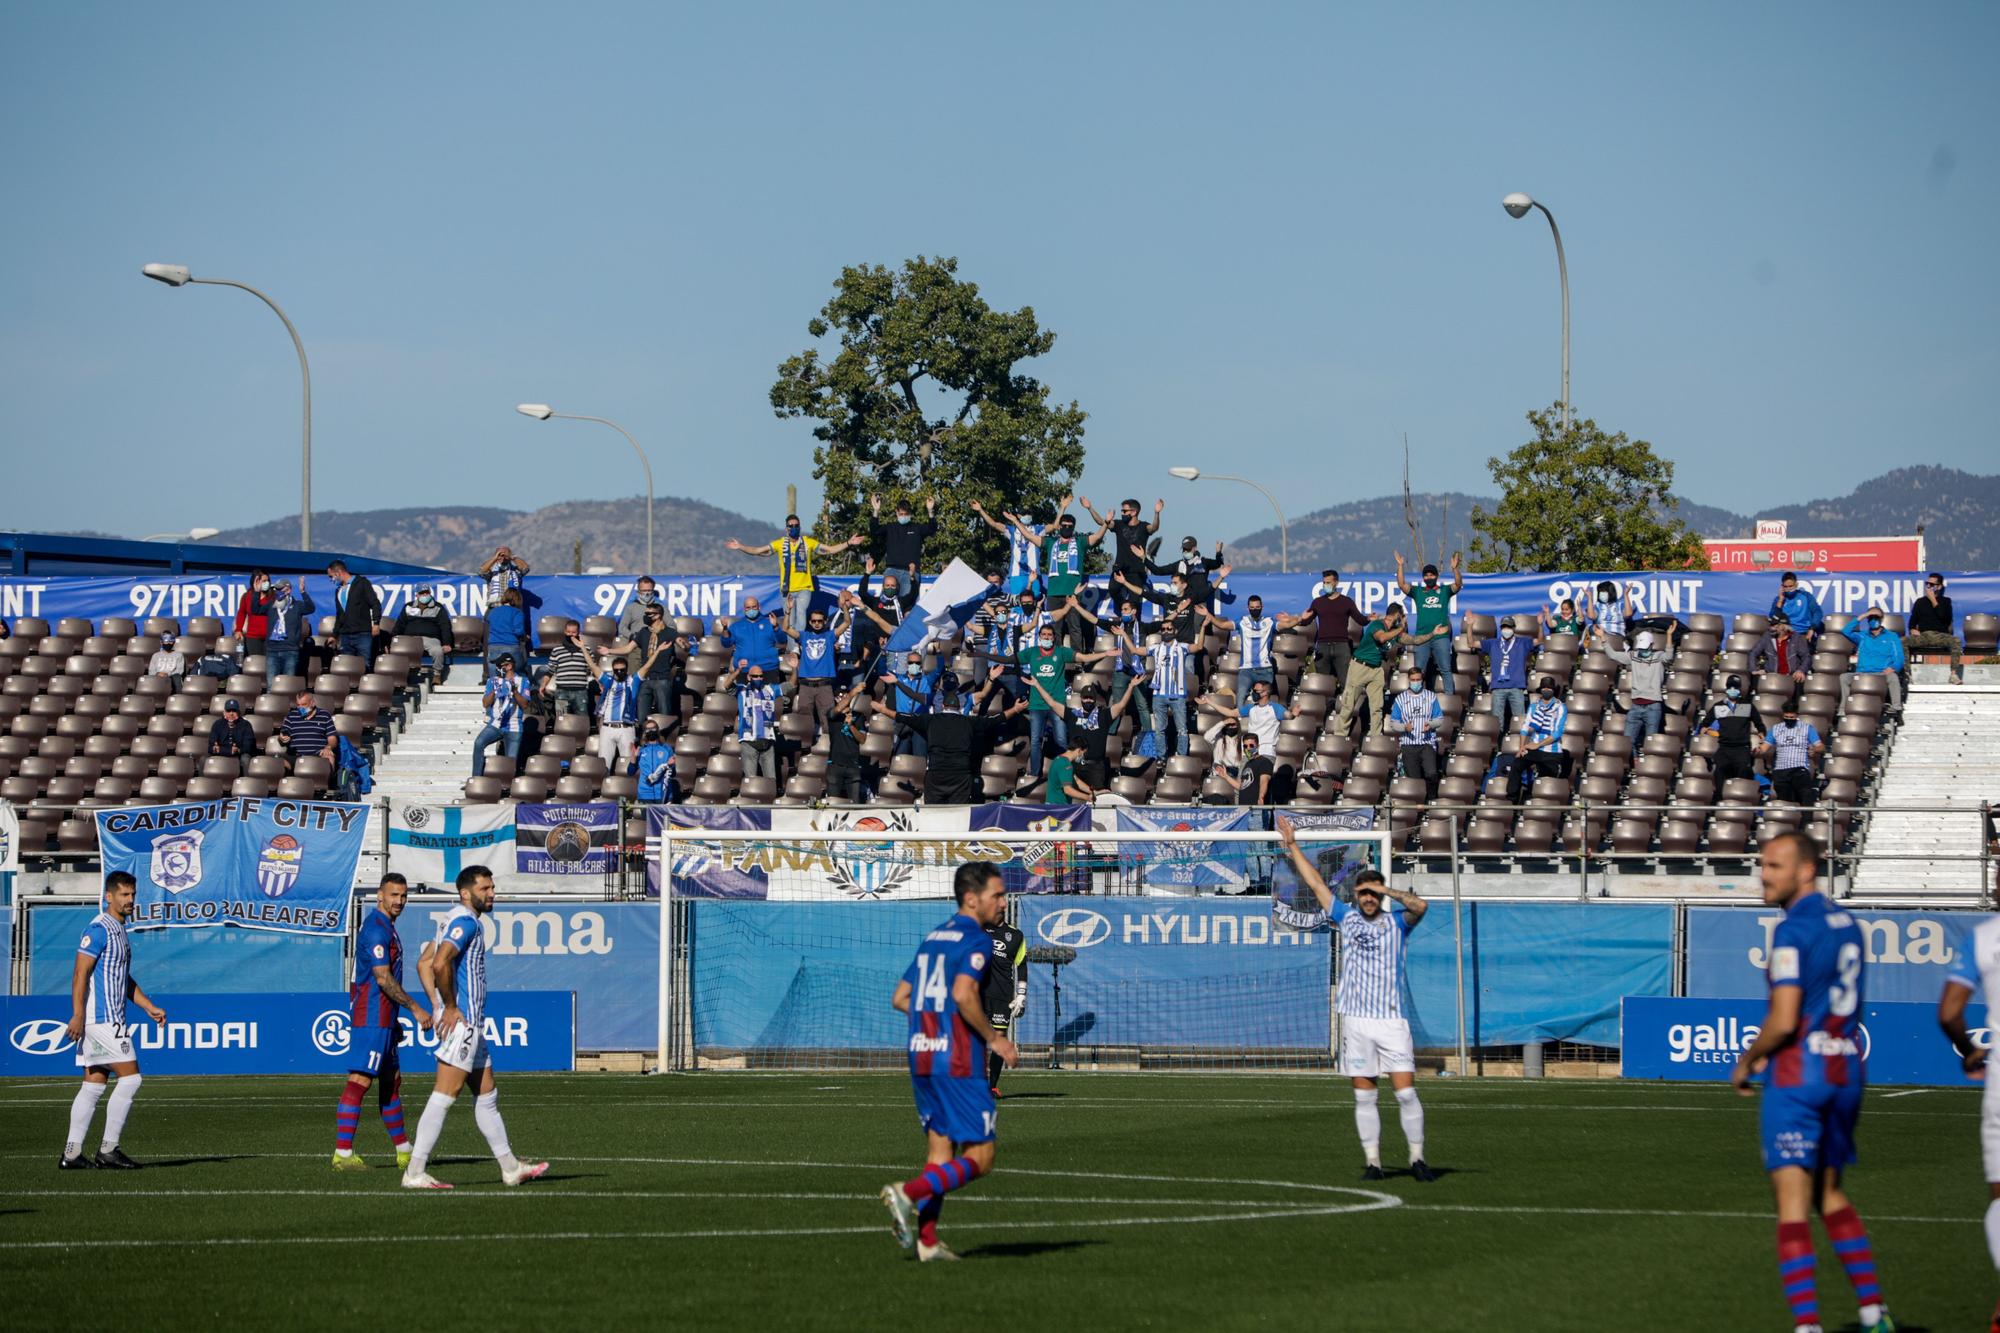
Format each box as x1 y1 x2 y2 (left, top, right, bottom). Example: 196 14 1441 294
2 2 1994 546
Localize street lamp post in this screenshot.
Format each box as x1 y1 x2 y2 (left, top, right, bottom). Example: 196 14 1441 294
141 264 314 550
1168 466 1288 573
516 405 655 573
1501 193 1570 433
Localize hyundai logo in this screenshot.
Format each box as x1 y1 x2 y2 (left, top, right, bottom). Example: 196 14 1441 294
10 1019 76 1057
1037 908 1111 949
310 1009 352 1057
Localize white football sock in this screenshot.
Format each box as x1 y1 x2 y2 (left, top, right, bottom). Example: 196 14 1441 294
475 1091 518 1172
1395 1086 1425 1162
407 1091 454 1175
99 1073 142 1151
1353 1087 1381 1166
1986 1197 2000 1270
64 1081 106 1157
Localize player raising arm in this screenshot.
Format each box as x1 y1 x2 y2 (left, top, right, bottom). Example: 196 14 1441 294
880 862 1019 1261
1938 914 1998 1330
1276 816 1435 1183
1730 833 1896 1333
60 871 165 1170
401 865 548 1191
333 874 432 1172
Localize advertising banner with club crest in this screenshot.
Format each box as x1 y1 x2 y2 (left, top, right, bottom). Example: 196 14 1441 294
514 802 618 875
93 798 369 937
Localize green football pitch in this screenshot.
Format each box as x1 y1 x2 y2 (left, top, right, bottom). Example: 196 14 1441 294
0 1072 1988 1330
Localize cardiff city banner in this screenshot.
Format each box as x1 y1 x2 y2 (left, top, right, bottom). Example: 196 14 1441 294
387 802 516 888
1113 806 1255 893
1621 996 1986 1087
647 803 1094 900
0 990 575 1076
1685 906 1991 1004
515 802 618 876
93 798 367 937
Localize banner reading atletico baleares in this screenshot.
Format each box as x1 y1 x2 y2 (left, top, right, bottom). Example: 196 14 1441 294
647 804 1092 900
93 798 368 937
514 802 618 875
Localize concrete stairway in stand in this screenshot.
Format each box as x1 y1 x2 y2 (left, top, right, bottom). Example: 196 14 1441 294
1848 682 2000 902
357 672 491 881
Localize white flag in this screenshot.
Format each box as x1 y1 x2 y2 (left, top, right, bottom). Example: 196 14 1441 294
386 802 515 889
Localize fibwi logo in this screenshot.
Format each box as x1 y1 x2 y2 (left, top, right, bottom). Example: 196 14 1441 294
151 830 205 893
257 834 303 898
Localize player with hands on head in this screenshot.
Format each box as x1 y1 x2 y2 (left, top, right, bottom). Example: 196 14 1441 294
882 862 1019 1262
59 871 164 1170
1275 816 1435 1184
1729 833 1895 1333
333 873 432 1172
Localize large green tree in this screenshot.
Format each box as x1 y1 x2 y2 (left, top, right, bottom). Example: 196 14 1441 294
1468 405 1709 572
769 256 1087 571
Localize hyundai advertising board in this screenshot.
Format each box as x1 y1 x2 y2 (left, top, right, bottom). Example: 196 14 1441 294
0 991 575 1076
1621 996 1986 1087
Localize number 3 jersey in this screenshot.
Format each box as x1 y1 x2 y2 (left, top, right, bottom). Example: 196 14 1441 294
904 912 991 1081
1764 891 1866 1090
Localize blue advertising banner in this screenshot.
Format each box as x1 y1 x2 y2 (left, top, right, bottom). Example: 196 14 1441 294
1016 896 1331 1050
27 903 346 995
396 899 656 1051
9 569 1995 641
1621 995 1987 1087
94 798 368 937
1687 907 1991 1003
1113 806 1255 891
0 990 575 1076
514 802 618 876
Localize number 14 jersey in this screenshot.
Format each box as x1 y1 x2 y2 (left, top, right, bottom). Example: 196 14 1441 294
1764 891 1867 1090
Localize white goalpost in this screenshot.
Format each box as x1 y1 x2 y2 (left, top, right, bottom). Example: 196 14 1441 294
651 826 1396 1075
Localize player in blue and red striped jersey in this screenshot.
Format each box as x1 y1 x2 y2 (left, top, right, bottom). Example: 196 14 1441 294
332 874 431 1172
1731 833 1896 1333
880 861 1019 1262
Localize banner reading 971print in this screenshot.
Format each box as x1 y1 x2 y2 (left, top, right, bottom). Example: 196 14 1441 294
93 798 368 937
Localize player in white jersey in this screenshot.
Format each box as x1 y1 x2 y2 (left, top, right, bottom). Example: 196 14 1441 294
1276 816 1435 1183
401 864 548 1190
1939 915 1999 1331
416 900 455 1014
60 872 165 1170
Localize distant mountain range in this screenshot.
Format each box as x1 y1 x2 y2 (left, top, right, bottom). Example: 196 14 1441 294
1223 467 2000 572
73 465 1995 576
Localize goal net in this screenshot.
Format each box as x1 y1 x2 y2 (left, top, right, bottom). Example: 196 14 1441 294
651 824 1392 1073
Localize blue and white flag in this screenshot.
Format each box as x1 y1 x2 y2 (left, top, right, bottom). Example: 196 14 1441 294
649 806 772 899
1113 806 1253 892
971 802 1091 895
93 798 368 937
387 803 515 889
886 558 992 656
516 803 619 875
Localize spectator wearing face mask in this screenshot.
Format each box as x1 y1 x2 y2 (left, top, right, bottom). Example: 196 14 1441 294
325 561 382 665
1218 595 1278 701
1750 617 1809 691
882 650 940 757
1907 574 1963 685
393 585 453 683
1702 675 1765 787
1395 551 1462 695
616 605 686 725
1540 597 1585 639
1137 534 1225 608
1039 511 1095 652
909 670 1025 804
480 546 530 602
546 621 596 717
148 634 186 691
1335 605 1409 738
869 493 938 579
1605 626 1679 756
1283 572 1368 693
234 570 275 657
1770 572 1825 645
1142 633 1197 758
471 664 526 778
1226 733 1278 807
1840 606 1906 712
1205 677 1286 755
724 516 865 633
721 659 782 783
724 596 786 680
846 556 918 678
263 578 314 680
594 648 642 773
1585 580 1632 650
617 576 665 649
208 698 256 776
785 604 846 741
1758 704 1824 805
1045 736 1095 805
825 683 870 803
972 587 1040 701
972 498 1054 598
1500 677 1570 800
1387 667 1443 796
636 723 675 803
987 620 1117 780
1060 676 1139 793
1078 495 1163 592
1113 568 1232 688
1478 616 1535 731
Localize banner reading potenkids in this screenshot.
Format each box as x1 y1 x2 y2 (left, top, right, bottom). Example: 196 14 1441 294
93 798 368 937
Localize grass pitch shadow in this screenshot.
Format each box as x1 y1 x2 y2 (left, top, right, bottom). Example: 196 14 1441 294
137 1155 247 1169
992 1091 1065 1101
960 1239 1102 1259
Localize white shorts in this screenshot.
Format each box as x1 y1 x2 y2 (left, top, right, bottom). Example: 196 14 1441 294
76 1022 136 1069
1983 1083 2000 1184
1340 1016 1415 1078
435 1019 490 1074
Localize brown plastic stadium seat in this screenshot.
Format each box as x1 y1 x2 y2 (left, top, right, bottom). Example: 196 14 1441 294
555 776 599 802
462 777 506 804
507 777 552 803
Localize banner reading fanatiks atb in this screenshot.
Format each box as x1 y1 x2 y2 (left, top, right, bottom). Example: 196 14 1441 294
94 798 368 937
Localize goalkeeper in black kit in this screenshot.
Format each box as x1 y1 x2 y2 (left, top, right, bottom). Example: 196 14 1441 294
980 917 1028 1096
